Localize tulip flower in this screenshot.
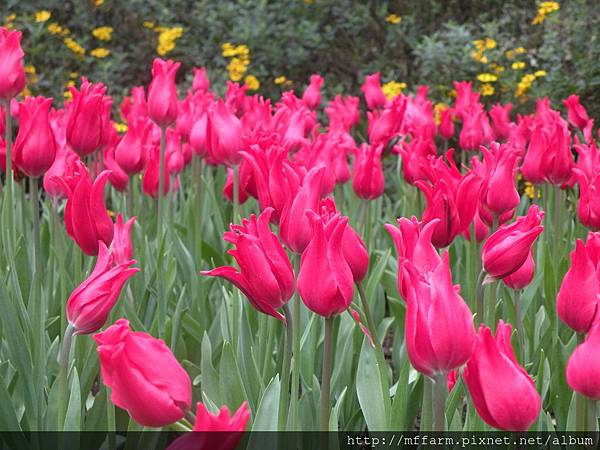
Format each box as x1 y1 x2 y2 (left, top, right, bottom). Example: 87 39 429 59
103 144 129 192
279 166 327 253
367 96 406 147
489 103 512 141
573 143 600 230
463 321 541 431
44 146 79 200
459 107 492 151
112 214 136 265
352 143 384 200
325 95 360 132
223 167 250 205
66 79 111 157
0 28 25 101
142 145 171 198
481 205 544 279
192 67 211 94
63 163 114 256
567 321 600 399
94 318 192 427
402 252 476 376
202 207 295 321
503 250 535 290
66 242 138 334
361 73 386 111
302 74 324 110
385 217 441 300
147 58 180 127
115 116 151 174
120 86 147 121
189 109 210 158
12 96 56 177
167 402 250 450
297 211 354 317
438 107 455 140
563 94 591 131
209 100 244 166
453 81 480 120
557 237 600 334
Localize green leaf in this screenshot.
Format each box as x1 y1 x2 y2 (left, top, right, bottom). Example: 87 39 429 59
63 368 81 431
329 386 347 431
219 341 248 411
250 376 280 432
356 338 389 430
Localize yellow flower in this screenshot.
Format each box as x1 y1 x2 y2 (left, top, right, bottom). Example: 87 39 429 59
433 103 449 126
69 71 79 79
385 14 402 24
5 14 16 22
92 26 113 41
489 63 505 74
515 47 527 54
95 0 105 6
35 10 51 23
479 83 495 96
448 89 457 98
484 37 497 49
64 90 73 100
382 81 406 99
505 50 514 59
156 26 183 56
476 73 498 83
532 1 560 25
114 122 128 133
22 87 32 97
47 22 63 35
524 182 540 199
244 75 260 91
473 39 485 51
534 70 547 77
91 47 110 58
511 61 526 70
63 38 85 56
143 21 155 29
274 75 287 85
24 65 36 74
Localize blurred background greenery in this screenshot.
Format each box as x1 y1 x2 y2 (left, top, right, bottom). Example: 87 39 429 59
2 0 599 116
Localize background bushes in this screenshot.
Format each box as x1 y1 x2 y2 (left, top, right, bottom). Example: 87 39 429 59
2 0 599 116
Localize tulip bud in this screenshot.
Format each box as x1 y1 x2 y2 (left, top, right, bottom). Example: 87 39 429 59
302 74 324 110
147 58 180 127
67 242 138 334
112 214 136 265
0 28 26 100
202 207 295 321
567 321 600 400
63 163 114 255
464 321 541 431
94 318 192 427
13 96 56 177
482 205 544 279
297 211 354 317
352 143 384 200
361 73 386 111
66 79 111 157
557 237 600 334
402 252 476 376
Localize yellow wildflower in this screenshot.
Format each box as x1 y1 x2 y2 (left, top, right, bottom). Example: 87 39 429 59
505 50 514 59
512 61 526 70
515 47 527 54
22 87 32 97
433 103 449 126
69 71 79 79
244 75 260 91
24 65 36 74
274 76 287 85
484 38 497 49
479 83 495 96
476 73 498 83
143 21 155 29
47 22 63 35
5 14 16 22
64 90 73 100
385 14 402 24
91 48 110 58
534 70 547 77
156 26 183 56
448 89 457 98
63 38 85 56
532 1 560 25
524 182 540 199
382 81 407 100
35 11 51 23
92 26 113 41
490 63 505 74
114 123 128 133
95 0 105 6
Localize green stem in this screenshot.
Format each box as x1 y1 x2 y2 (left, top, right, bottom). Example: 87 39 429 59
261 317 276 381
421 376 433 431
290 257 301 430
278 304 293 431
554 185 561 261
31 178 41 276
126 178 134 218
588 399 597 432
432 372 447 432
4 99 14 256
320 316 334 432
514 289 524 361
157 125 167 237
106 385 116 450
57 324 76 431
232 164 240 223
476 269 486 325
576 333 587 432
184 409 197 424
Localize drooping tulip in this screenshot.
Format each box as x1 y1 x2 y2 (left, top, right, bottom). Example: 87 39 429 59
202 207 295 321
147 58 180 127
361 73 386 111
67 242 138 334
481 205 544 279
463 321 541 431
112 214 136 265
0 28 25 101
566 321 600 399
115 116 151 174
279 166 327 253
557 236 600 334
94 318 192 427
352 143 384 200
66 79 111 157
63 163 114 255
302 74 324 110
402 252 476 376
13 96 56 177
297 211 354 317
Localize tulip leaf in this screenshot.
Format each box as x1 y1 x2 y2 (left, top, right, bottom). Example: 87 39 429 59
356 338 389 431
219 340 248 412
329 386 348 431
200 333 221 405
250 376 280 432
63 368 81 431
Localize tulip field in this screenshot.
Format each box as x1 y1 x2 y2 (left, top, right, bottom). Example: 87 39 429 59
2 17 600 448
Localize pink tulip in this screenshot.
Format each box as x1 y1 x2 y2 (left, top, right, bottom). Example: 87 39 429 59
367 96 406 146
459 107 492 150
67 242 138 334
361 73 386 110
209 100 244 166
463 321 541 431
557 236 600 334
567 321 600 399
115 116 151 174
147 58 180 127
13 96 56 177
120 86 147 121
482 205 544 279
103 143 129 192
202 207 295 321
489 103 513 141
142 145 171 198
302 74 324 110
94 318 192 427
0 28 25 100
325 95 360 132
563 94 591 130
502 250 535 290
192 67 211 94
438 107 455 140
112 214 136 265
352 143 385 200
